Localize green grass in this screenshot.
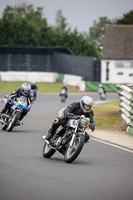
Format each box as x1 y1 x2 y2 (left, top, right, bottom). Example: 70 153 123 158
93 101 122 129
0 81 80 93
0 81 123 130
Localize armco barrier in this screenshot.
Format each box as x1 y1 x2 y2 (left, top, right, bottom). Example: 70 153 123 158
117 84 133 134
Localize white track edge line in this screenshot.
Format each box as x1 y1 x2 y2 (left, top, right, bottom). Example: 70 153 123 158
91 138 133 154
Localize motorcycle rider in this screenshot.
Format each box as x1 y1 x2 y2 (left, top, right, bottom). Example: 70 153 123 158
98 84 106 100
43 95 95 143
0 83 32 124
31 82 38 100
60 84 68 99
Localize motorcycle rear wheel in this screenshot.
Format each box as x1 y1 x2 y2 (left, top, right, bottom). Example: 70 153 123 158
64 134 85 163
42 142 55 158
6 112 20 132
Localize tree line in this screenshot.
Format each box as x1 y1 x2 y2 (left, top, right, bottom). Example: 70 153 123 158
0 3 133 59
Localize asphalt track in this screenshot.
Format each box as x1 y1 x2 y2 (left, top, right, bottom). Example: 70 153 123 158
0 93 133 200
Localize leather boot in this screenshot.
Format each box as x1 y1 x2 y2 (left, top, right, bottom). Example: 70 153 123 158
45 127 55 141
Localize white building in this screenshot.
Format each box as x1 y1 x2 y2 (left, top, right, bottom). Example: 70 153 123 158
101 25 133 84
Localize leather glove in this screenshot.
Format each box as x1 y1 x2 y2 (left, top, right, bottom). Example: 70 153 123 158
26 105 31 112
26 107 30 112
89 122 95 132
64 113 75 118
7 97 12 103
67 113 75 118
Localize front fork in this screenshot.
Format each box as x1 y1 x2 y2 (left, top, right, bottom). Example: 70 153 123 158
69 126 85 147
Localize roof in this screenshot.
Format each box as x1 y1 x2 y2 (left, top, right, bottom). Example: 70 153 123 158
102 25 133 59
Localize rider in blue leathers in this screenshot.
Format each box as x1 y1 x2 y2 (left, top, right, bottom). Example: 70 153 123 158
0 83 32 122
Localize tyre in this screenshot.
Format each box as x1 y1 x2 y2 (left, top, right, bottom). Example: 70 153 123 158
6 112 20 132
61 94 66 103
42 142 55 158
64 134 85 163
2 124 8 130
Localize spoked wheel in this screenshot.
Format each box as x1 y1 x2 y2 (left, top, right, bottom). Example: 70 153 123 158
2 124 8 130
61 95 65 103
42 142 55 158
6 112 20 132
64 134 85 163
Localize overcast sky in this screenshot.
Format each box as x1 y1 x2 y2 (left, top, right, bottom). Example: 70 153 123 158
0 0 133 32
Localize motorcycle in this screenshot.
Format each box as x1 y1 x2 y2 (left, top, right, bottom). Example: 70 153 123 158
30 89 37 102
98 88 106 100
42 115 90 163
60 89 67 103
60 94 66 103
0 96 27 132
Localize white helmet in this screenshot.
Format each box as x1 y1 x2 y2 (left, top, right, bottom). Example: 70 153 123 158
80 96 93 113
99 84 102 87
21 83 31 96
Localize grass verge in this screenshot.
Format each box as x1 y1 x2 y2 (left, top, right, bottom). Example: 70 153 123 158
93 101 126 131
0 81 80 93
0 81 125 131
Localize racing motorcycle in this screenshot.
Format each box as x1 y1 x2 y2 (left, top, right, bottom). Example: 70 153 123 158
42 115 90 163
0 96 27 132
60 94 66 103
60 89 67 103
30 89 37 103
98 88 106 101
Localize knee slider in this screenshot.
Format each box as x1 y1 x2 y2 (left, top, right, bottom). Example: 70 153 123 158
53 118 59 124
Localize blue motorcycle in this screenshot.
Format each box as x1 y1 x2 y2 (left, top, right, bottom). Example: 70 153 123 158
0 96 27 132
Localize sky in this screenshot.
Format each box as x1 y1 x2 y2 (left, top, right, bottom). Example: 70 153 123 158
0 0 133 33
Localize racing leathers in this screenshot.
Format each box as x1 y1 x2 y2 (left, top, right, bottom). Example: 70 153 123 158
31 84 38 100
46 102 95 143
60 86 68 98
1 88 32 121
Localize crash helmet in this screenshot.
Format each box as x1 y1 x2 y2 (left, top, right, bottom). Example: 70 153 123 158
31 81 35 85
21 83 31 96
99 84 102 87
80 95 93 113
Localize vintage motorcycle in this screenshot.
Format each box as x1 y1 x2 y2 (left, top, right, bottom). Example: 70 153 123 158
42 115 90 163
60 89 67 103
30 89 37 102
0 96 27 132
98 87 106 101
60 94 66 103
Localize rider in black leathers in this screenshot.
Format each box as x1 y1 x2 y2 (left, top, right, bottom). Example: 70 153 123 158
60 84 68 99
44 95 95 143
31 82 38 100
0 83 32 122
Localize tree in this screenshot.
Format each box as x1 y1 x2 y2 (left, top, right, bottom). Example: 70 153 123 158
55 9 68 32
0 18 40 46
0 3 101 58
88 16 115 46
116 10 133 24
2 2 47 26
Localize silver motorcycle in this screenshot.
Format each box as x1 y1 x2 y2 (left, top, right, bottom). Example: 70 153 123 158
42 115 90 163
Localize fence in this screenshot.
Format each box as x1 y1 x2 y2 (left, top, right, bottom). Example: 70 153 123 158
0 47 101 82
117 84 133 134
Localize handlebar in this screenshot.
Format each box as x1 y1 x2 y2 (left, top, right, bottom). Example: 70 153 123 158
67 115 81 119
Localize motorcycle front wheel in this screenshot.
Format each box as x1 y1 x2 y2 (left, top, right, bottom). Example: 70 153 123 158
6 111 20 132
64 134 85 163
42 142 55 158
2 124 8 130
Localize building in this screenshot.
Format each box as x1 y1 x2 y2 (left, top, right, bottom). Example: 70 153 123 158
101 24 133 84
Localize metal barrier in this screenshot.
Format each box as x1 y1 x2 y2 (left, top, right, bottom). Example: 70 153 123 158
117 84 133 134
